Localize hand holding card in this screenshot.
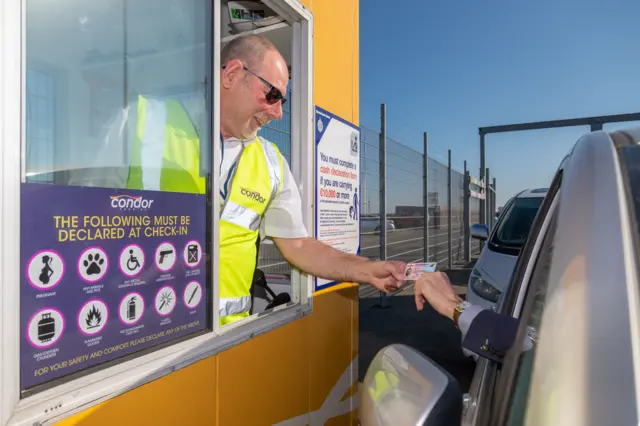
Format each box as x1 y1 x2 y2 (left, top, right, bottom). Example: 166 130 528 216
404 262 438 280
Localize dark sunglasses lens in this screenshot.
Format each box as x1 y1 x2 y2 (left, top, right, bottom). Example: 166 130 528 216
266 87 286 105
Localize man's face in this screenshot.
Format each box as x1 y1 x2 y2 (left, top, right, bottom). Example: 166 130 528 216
223 50 289 139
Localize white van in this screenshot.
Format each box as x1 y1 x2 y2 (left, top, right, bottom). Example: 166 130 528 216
466 188 548 310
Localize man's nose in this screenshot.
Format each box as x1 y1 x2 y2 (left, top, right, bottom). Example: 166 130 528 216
267 101 284 121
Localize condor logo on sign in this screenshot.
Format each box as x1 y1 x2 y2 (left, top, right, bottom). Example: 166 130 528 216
110 195 154 211
240 187 266 204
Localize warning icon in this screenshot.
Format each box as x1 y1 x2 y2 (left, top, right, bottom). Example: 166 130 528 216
119 244 145 277
77 299 109 336
27 308 65 349
119 292 144 326
78 247 109 283
27 250 65 290
183 240 202 268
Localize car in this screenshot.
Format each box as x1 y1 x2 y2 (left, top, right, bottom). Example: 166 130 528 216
358 126 640 425
360 215 396 234
466 187 548 310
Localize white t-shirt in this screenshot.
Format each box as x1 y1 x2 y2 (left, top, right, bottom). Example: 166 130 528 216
218 137 308 240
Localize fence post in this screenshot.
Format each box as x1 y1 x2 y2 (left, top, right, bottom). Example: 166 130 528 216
463 163 470 263
447 149 452 270
379 103 388 308
493 177 497 228
479 132 486 226
484 167 494 231
423 132 429 263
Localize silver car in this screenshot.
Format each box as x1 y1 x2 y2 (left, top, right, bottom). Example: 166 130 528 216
467 188 547 310
359 126 640 425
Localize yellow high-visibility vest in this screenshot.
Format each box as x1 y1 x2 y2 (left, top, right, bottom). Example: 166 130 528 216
126 94 284 325
127 95 206 194
218 136 284 324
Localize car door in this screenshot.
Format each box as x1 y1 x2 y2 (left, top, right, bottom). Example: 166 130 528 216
480 129 640 426
462 164 563 426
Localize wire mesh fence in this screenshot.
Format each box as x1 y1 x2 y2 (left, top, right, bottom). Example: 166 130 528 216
254 103 498 300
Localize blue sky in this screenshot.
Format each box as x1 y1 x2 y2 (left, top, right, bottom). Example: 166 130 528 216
359 0 640 206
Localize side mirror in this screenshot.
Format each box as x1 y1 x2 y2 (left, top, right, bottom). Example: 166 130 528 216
470 223 489 241
359 344 462 426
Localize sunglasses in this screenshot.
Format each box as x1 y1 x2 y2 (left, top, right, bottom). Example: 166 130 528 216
222 63 287 106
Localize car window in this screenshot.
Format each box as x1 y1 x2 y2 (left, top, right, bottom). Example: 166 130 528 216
502 209 557 426
618 144 640 250
491 197 544 250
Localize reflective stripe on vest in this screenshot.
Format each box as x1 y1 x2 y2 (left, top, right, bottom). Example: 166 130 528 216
127 94 206 194
219 137 284 324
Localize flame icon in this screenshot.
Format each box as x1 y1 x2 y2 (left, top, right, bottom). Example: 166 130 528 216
85 304 102 329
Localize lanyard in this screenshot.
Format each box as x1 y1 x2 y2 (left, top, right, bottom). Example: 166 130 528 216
219 133 245 201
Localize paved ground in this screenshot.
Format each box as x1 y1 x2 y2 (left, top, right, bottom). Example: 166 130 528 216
358 258 479 392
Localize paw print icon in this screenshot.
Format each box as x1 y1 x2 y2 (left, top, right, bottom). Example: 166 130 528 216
78 247 109 283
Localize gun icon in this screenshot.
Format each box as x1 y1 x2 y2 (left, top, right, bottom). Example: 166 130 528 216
158 249 173 264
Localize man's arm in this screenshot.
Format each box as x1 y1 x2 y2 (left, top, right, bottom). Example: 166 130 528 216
414 272 522 364
458 307 520 363
273 236 370 284
261 156 405 292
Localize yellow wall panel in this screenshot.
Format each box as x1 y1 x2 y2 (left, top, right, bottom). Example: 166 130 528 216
308 286 359 424
302 0 360 124
217 316 311 426
54 357 217 426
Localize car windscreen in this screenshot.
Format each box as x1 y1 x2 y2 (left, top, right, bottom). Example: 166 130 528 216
489 196 544 254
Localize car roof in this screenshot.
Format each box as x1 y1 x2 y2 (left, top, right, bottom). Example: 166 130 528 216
515 187 548 198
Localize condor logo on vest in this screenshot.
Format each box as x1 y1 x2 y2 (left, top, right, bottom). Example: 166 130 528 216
240 187 266 204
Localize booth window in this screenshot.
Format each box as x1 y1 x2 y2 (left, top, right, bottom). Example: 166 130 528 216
21 0 214 396
15 0 312 415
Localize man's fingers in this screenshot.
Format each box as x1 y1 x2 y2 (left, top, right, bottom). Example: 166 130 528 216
414 291 424 311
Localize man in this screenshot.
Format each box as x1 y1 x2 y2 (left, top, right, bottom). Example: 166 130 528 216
413 271 526 364
71 34 406 325
217 35 405 324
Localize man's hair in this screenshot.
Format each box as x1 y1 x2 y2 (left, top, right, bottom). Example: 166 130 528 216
221 34 279 71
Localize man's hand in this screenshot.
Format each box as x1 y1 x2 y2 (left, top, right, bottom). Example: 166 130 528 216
357 260 406 293
414 272 461 320
273 236 405 291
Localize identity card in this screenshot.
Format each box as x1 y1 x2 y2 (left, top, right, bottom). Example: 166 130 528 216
403 262 438 280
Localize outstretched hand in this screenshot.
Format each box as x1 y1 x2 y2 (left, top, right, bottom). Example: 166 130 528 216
361 260 406 293
414 271 461 319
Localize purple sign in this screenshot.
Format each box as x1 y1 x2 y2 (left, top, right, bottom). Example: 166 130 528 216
20 183 208 391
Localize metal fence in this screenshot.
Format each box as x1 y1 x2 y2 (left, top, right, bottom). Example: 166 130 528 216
255 103 498 299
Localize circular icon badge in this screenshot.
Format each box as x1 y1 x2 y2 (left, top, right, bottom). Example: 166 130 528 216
155 286 177 316
119 244 145 277
183 281 203 309
119 292 145 326
183 240 202 268
78 246 109 283
26 249 65 290
77 299 109 336
27 308 65 349
154 242 176 272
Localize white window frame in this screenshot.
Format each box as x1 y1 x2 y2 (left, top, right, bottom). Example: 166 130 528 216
0 1 314 425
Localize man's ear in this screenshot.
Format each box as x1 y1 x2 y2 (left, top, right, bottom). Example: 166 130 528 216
221 59 243 89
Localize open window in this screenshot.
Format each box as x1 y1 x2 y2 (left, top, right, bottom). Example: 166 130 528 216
2 0 313 424
219 0 313 324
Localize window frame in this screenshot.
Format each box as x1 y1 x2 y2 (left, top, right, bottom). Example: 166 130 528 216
462 169 562 426
1 1 315 425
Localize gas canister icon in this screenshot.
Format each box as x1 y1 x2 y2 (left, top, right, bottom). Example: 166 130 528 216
37 312 56 342
188 244 199 263
184 241 202 268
